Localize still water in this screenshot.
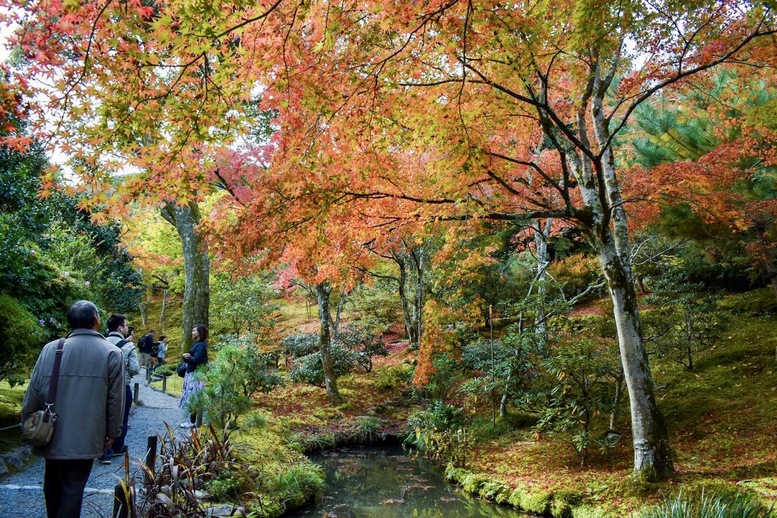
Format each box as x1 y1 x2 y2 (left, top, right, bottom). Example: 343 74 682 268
286 445 534 517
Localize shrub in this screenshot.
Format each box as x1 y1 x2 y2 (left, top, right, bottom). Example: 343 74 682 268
288 343 356 386
532 335 621 465
335 321 388 373
0 294 46 386
281 332 319 358
272 463 326 509
191 336 284 428
404 401 470 466
137 423 245 516
374 364 415 391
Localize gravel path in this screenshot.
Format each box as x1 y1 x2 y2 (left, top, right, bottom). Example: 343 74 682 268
0 368 190 518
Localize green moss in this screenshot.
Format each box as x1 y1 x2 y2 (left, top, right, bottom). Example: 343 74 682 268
507 487 526 508
551 490 584 518
571 504 614 518
461 473 488 494
444 465 470 484
520 490 553 515
738 477 777 509
480 480 512 504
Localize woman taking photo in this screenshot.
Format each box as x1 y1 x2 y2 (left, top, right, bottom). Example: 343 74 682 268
179 324 208 428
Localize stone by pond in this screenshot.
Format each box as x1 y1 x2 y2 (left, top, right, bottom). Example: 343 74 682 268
286 445 537 517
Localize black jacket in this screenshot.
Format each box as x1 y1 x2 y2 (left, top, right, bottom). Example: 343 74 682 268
184 340 208 373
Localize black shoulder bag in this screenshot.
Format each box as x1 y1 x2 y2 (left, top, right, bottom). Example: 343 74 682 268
21 339 65 446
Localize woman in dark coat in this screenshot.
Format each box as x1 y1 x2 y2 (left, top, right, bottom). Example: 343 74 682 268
178 324 208 428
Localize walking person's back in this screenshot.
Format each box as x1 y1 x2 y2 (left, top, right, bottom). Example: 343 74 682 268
21 300 125 517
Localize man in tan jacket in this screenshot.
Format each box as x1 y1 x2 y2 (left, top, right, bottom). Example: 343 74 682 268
21 300 125 517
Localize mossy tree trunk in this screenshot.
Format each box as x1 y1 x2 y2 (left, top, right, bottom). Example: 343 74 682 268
315 282 343 404
161 201 209 353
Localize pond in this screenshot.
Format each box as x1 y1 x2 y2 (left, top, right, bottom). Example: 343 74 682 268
285 445 537 517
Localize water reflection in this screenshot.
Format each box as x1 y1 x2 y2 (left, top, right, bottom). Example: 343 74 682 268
286 445 534 517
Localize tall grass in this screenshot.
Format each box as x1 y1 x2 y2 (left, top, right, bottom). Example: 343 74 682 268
637 490 774 518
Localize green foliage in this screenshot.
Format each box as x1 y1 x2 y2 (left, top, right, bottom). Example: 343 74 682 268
512 489 553 515
210 272 278 339
192 335 284 428
460 472 487 494
271 463 326 509
346 279 402 332
42 200 142 313
479 480 512 504
282 332 319 358
352 415 383 443
283 319 388 387
374 363 415 391
551 490 584 518
287 343 356 386
0 294 45 386
334 321 388 373
636 490 774 518
154 362 177 377
1 146 141 320
424 353 464 402
655 238 754 292
643 272 729 370
137 423 246 516
460 331 536 417
532 336 621 464
404 401 470 467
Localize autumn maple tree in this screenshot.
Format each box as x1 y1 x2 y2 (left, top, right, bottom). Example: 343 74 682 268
3 0 776 481
627 69 777 300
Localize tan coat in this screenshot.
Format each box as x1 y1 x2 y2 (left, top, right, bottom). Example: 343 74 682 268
21 329 125 459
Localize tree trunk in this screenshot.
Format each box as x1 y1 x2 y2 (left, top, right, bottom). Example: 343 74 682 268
315 282 343 404
161 201 210 353
140 288 149 327
393 246 423 349
609 368 625 432
599 243 673 481
562 60 674 481
411 247 425 348
755 220 777 302
532 219 552 343
159 288 167 327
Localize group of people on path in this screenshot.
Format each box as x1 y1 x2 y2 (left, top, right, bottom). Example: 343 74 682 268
19 300 209 517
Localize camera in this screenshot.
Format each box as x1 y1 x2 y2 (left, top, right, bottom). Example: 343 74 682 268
127 326 135 335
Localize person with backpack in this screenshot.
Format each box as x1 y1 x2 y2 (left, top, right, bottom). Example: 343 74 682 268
138 329 156 370
99 314 140 464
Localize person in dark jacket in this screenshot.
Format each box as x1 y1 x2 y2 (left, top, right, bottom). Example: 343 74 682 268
138 329 156 370
21 300 125 517
178 324 208 428
98 313 140 464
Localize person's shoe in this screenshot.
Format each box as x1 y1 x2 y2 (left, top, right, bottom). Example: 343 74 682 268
97 451 113 464
112 447 128 457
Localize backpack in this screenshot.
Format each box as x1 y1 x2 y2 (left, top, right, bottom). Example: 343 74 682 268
140 335 154 353
114 339 131 371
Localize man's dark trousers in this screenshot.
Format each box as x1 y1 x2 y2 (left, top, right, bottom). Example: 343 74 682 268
112 384 133 453
43 458 93 517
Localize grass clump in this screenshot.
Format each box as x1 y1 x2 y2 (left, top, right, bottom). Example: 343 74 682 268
636 490 775 518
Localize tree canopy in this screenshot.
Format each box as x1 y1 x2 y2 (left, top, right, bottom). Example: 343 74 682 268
2 0 775 480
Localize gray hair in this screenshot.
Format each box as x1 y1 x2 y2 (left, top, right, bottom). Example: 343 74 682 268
66 300 99 329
